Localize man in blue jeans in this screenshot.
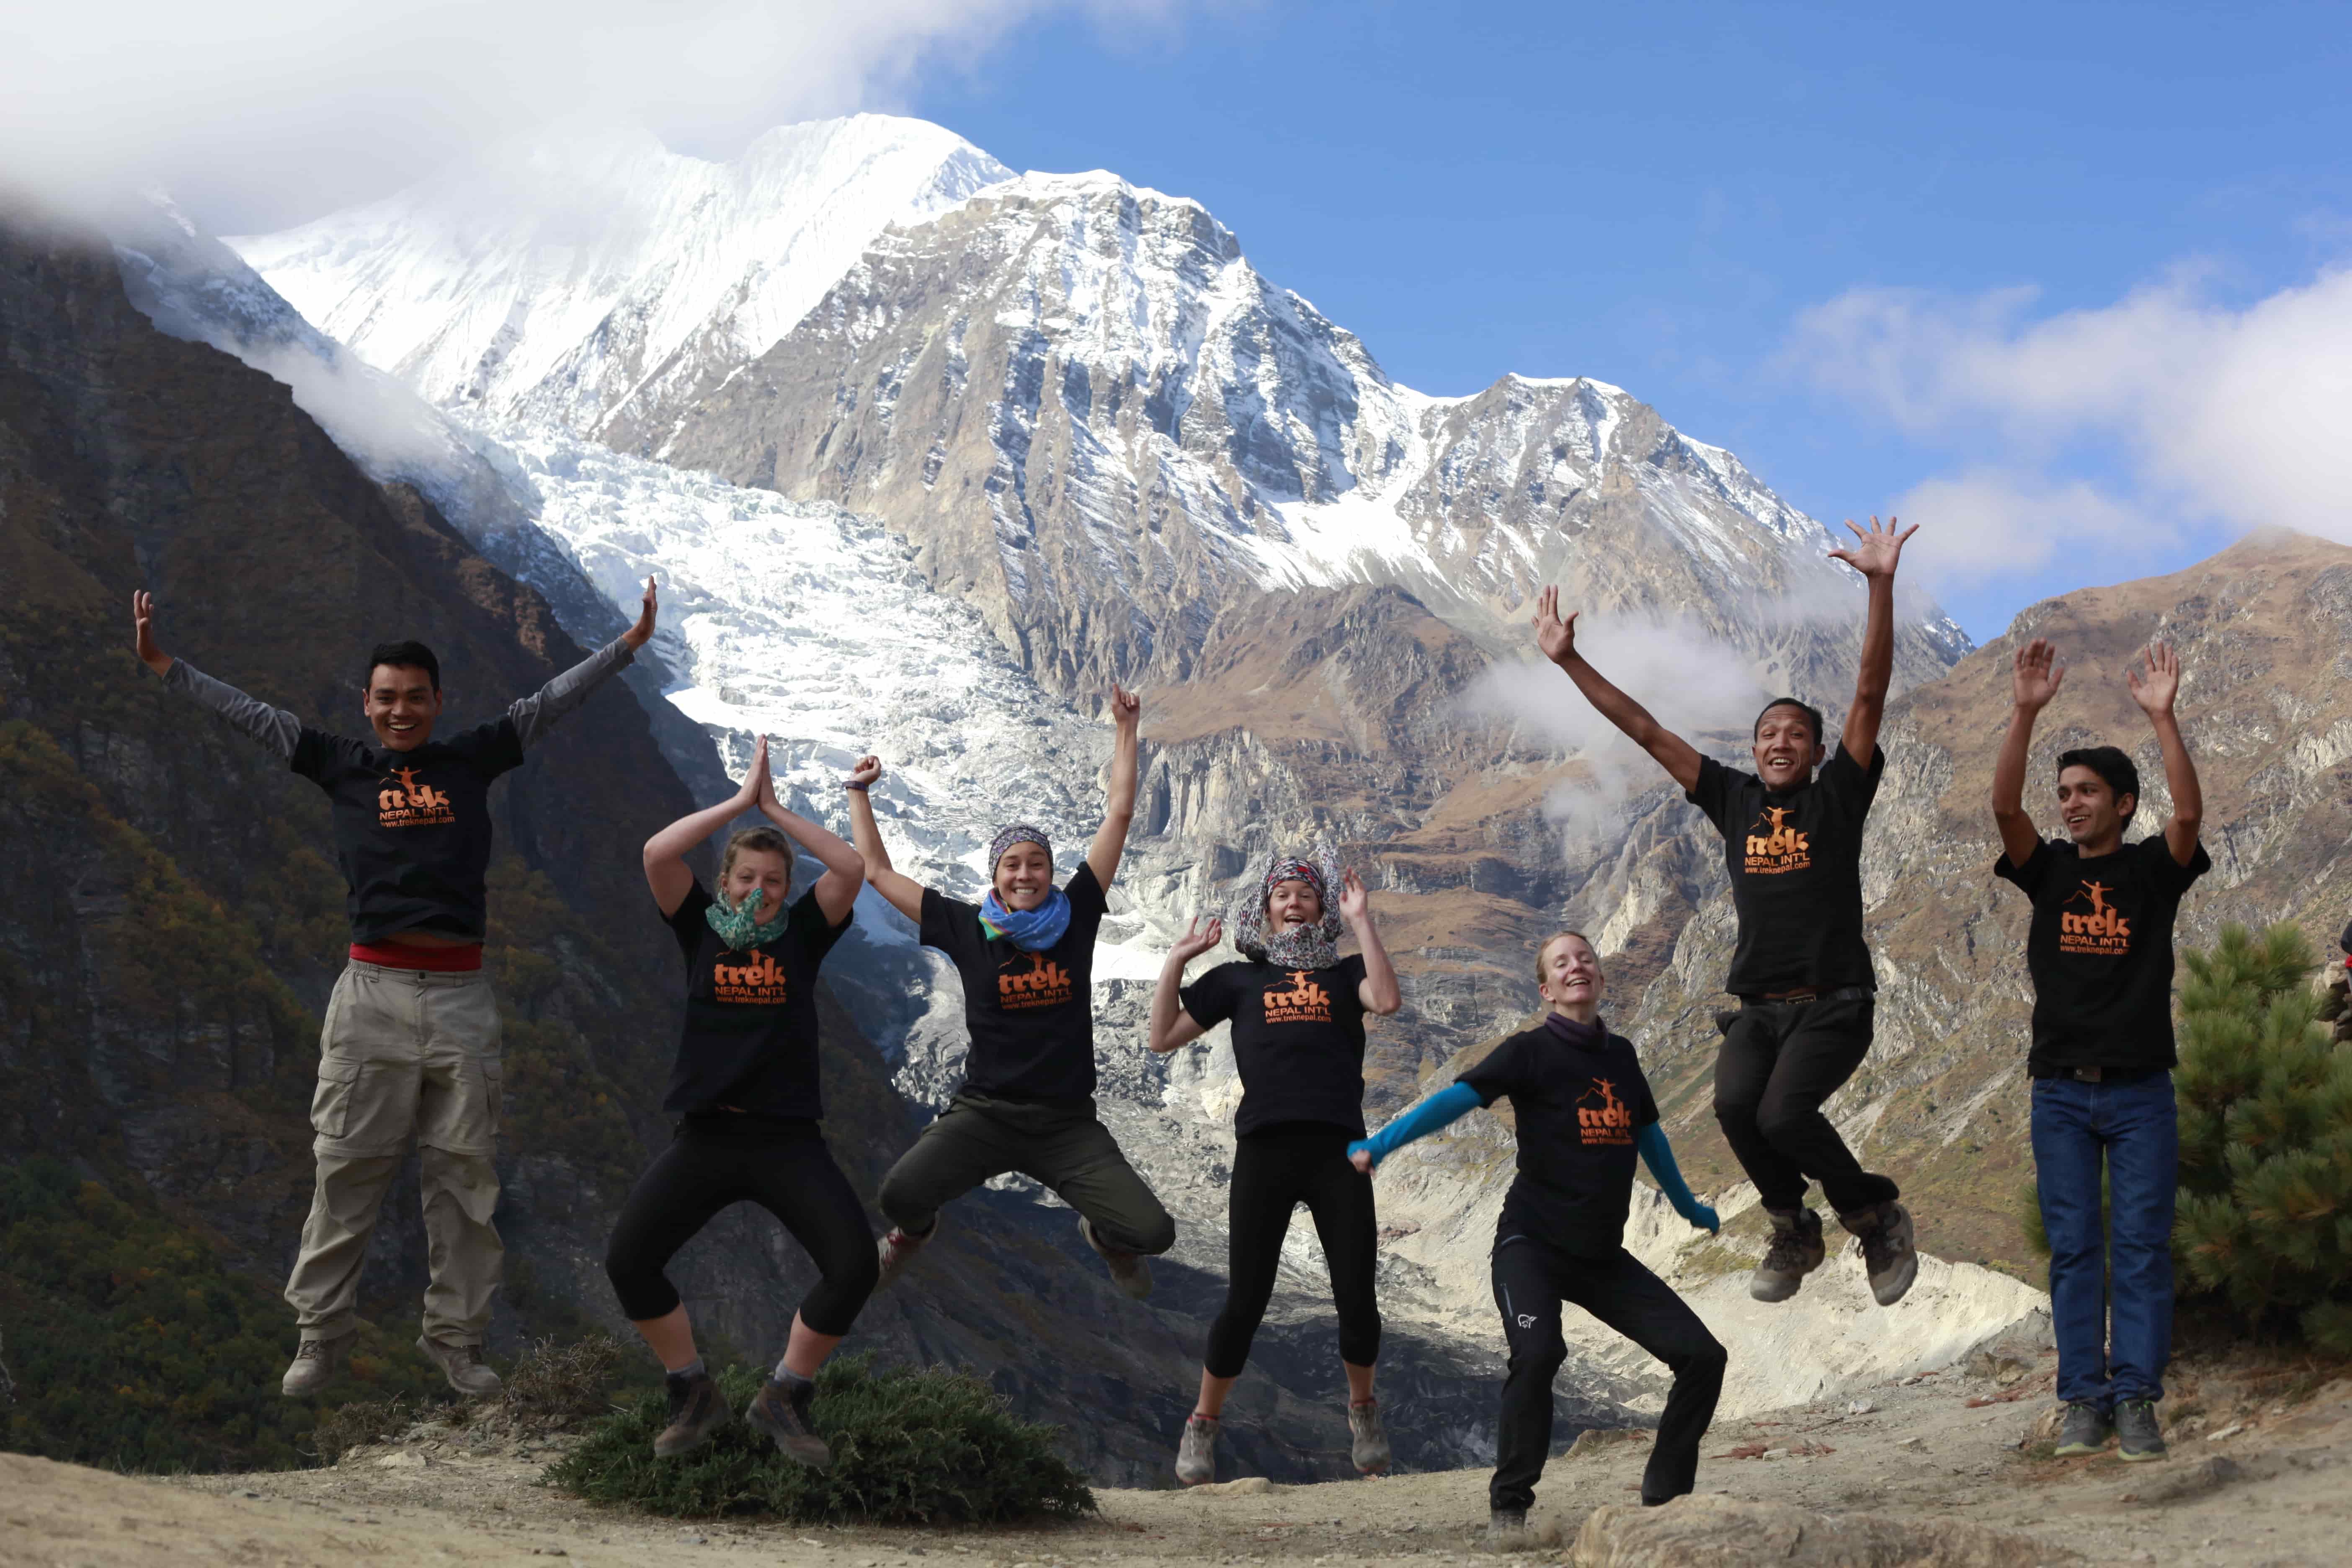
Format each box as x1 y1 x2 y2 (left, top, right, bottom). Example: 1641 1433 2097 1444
1991 636 2206 1463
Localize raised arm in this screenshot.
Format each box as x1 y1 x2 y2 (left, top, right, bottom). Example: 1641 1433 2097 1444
2127 642 2202 867
1634 1122 1720 1234
507 577 657 749
1533 586 1704 794
1148 916 1222 1054
754 753 864 926
1991 637 2062 869
1826 516 1916 768
134 590 300 758
843 755 928 923
644 731 761 917
1336 869 1402 1016
1086 683 1141 889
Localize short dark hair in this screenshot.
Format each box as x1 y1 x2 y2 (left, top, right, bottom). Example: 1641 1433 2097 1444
1753 697 1825 748
2056 746 2140 821
366 641 441 692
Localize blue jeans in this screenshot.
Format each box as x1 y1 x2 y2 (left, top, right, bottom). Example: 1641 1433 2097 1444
2030 1073 2177 1409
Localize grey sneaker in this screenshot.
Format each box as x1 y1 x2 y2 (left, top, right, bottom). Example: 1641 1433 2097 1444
874 1216 939 1293
1839 1201 1919 1307
1486 1508 1527 1541
2053 1400 2112 1457
415 1335 501 1397
280 1334 353 1397
2115 1398 2167 1462
1175 1413 1218 1486
1348 1399 1392 1474
747 1375 832 1470
1749 1207 1826 1302
1078 1215 1154 1300
654 1369 731 1458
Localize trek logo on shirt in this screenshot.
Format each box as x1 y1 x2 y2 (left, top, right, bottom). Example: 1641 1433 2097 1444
1261 970 1334 1024
377 765 456 828
998 952 1075 1010
711 952 789 1005
1576 1078 1635 1146
2059 880 2132 955
1742 805 1811 875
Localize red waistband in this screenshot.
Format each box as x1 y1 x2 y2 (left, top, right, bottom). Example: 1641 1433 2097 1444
348 941 484 973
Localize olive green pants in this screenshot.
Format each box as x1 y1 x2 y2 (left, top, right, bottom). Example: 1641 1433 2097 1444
877 1092 1176 1255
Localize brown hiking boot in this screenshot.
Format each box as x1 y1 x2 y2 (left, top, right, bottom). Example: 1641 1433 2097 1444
747 1375 831 1470
1839 1200 1919 1306
1749 1207 1826 1302
653 1369 731 1458
280 1333 353 1397
416 1335 502 1397
1078 1215 1153 1300
874 1216 939 1293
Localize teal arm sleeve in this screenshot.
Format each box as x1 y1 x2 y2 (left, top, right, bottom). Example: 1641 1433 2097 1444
1636 1122 1719 1233
1349 1082 1482 1169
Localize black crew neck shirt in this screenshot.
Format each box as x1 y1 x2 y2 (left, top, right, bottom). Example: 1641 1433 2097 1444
1687 743 1884 996
920 863 1109 1105
1181 954 1372 1138
1457 1021 1661 1256
661 881 853 1117
290 721 526 944
1995 835 2210 1074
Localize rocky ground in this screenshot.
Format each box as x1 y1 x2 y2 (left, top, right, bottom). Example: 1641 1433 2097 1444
4 1339 2347 1567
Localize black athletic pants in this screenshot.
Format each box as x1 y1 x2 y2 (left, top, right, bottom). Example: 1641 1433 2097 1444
1204 1126 1381 1379
1491 1238 1724 1511
1713 994 1898 1216
604 1113 879 1337
877 1092 1176 1256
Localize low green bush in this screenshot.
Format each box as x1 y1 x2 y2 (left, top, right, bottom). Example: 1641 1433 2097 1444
547 1357 1095 1524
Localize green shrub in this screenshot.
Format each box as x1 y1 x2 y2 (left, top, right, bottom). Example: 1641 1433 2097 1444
547 1357 1095 1524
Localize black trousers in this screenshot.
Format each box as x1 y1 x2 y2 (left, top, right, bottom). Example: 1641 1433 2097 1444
1491 1238 1724 1511
877 1092 1176 1255
604 1114 879 1337
1712 994 1898 1215
1204 1126 1381 1379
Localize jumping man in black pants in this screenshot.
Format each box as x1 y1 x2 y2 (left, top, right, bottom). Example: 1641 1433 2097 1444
1148 852 1404 1485
1531 514 1922 1308
1351 932 1723 1534
604 736 874 1468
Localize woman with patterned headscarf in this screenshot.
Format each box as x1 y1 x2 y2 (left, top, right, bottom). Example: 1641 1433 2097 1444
1148 848 1404 1485
844 685 1175 1300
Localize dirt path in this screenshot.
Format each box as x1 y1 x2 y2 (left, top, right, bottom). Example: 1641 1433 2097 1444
5 1348 2349 1567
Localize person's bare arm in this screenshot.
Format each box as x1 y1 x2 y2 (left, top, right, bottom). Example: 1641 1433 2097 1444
1086 684 1142 889
2127 642 2202 866
1992 638 2061 870
1532 586 1704 793
1338 869 1403 1016
133 590 301 757
844 755 928 922
1148 916 1222 1054
755 756 864 926
1826 517 1917 768
645 733 762 917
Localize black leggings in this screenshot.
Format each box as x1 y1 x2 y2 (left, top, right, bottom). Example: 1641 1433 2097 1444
1204 1125 1380 1379
604 1114 879 1338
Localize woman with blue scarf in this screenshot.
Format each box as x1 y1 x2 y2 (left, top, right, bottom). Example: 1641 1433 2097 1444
603 737 874 1470
846 684 1176 1300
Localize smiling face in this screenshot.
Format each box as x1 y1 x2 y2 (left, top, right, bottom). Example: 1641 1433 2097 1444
2055 764 2133 849
722 846 792 921
1265 877 1324 932
363 663 444 752
1752 703 1826 791
993 841 1055 912
1536 932 1604 1015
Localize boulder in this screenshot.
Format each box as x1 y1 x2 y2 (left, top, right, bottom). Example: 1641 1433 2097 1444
1567 1494 2075 1566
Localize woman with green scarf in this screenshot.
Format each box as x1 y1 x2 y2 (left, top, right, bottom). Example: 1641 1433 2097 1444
603 737 874 1470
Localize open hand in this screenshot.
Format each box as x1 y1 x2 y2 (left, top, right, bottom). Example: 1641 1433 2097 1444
2012 637 2065 712
1532 585 1578 665
1173 914 1223 962
2127 641 2181 718
847 754 884 789
1337 867 1371 926
131 590 170 676
1109 683 1140 729
739 735 771 803
1827 515 1917 580
622 576 659 650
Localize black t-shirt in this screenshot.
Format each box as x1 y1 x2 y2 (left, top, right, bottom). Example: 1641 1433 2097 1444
920 863 1109 1105
1457 1021 1661 1257
1181 954 1372 1139
1994 835 2210 1073
290 721 526 944
1687 744 1884 996
661 881 852 1117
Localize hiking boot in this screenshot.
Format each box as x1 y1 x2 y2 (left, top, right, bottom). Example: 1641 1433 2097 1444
2115 1399 2167 1462
1078 1215 1154 1300
2053 1400 2112 1457
874 1216 939 1293
1348 1398 1392 1474
747 1375 832 1470
1485 1508 1527 1541
653 1369 731 1458
416 1335 502 1397
1175 1413 1218 1486
1839 1201 1919 1306
280 1334 353 1397
1749 1207 1826 1302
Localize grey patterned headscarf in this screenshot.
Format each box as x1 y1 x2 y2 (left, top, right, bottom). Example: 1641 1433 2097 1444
988 823 1052 872
1232 847 1348 970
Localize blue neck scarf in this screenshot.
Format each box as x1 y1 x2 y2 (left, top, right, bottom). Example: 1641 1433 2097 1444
705 886 789 952
980 887 1073 952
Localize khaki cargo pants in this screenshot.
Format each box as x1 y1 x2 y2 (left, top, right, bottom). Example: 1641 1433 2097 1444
284 961 503 1347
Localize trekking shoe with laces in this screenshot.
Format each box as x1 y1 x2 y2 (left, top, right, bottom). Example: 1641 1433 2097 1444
653 1369 731 1458
2053 1400 2112 1457
280 1333 353 1397
747 1375 832 1470
874 1216 939 1294
1078 1215 1154 1300
1175 1413 1218 1486
2114 1398 2167 1462
1485 1508 1528 1541
1749 1207 1826 1302
1839 1200 1919 1306
1348 1398 1392 1474
416 1335 502 1397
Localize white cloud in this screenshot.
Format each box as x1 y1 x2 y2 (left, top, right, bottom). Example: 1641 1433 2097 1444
1883 472 2164 589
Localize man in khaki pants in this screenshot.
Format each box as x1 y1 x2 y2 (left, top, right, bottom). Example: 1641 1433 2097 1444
133 582 658 1396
